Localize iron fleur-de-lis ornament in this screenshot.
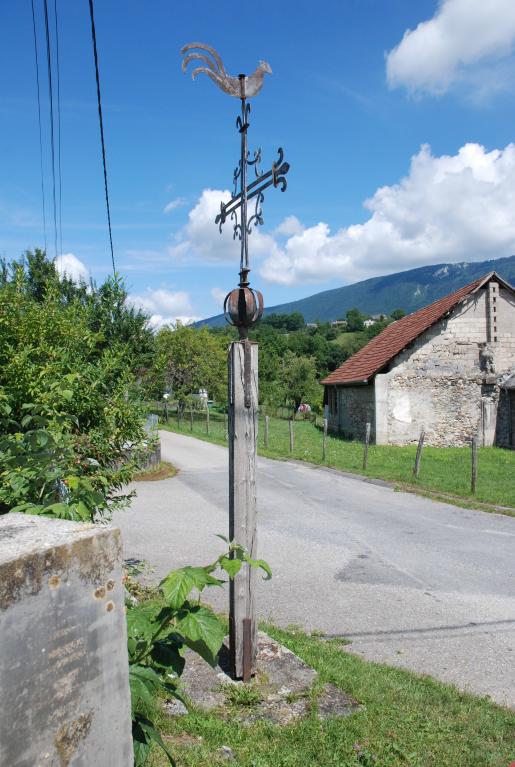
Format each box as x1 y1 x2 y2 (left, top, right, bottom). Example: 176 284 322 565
180 43 289 338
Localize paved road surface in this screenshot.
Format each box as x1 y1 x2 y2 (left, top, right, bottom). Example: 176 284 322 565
114 430 515 707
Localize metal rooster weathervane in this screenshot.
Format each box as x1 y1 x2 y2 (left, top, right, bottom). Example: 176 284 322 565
180 42 290 339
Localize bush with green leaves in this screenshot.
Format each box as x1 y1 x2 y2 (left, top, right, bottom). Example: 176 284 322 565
127 540 271 766
0 252 151 520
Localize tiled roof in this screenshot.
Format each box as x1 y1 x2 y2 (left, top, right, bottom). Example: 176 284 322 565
322 272 502 386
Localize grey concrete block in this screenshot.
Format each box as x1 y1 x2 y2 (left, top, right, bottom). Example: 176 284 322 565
0 514 132 767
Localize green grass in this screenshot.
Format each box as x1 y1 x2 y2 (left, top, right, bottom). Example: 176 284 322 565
159 413 515 511
147 624 515 767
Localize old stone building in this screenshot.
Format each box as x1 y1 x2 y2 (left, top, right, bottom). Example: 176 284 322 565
322 272 515 447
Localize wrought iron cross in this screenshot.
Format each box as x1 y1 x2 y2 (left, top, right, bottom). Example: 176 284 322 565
181 43 290 338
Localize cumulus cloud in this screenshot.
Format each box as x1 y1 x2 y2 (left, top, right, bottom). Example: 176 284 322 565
386 0 515 96
54 253 90 283
128 288 198 329
169 188 281 264
259 142 515 285
210 287 227 307
163 197 186 214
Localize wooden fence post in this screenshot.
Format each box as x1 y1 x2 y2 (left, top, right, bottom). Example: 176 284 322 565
289 418 294 452
228 340 258 680
471 437 478 494
190 408 193 432
206 406 210 435
413 429 425 478
363 422 371 470
264 415 269 449
322 418 328 461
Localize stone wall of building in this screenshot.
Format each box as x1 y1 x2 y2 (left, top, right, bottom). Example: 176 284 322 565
376 286 515 446
328 383 375 440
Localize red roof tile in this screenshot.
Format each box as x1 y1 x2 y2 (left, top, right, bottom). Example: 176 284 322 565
322 272 503 386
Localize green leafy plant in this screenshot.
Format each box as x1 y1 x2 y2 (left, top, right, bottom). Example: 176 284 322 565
127 541 271 766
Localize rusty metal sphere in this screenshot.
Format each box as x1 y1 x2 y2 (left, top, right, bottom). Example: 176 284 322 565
223 286 264 331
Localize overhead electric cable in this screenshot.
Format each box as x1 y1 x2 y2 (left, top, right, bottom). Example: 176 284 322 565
30 0 48 253
42 0 58 260
87 0 116 275
53 0 63 257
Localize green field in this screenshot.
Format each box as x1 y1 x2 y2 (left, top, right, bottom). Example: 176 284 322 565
147 624 515 767
331 330 367 350
159 412 515 511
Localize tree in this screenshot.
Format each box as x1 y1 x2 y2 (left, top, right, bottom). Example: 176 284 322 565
150 324 227 403
391 308 406 321
345 307 365 332
278 351 322 411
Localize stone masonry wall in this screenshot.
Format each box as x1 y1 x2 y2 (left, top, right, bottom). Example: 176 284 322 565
379 286 515 446
330 384 375 440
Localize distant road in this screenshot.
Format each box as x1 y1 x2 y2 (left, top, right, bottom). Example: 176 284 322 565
114 431 515 708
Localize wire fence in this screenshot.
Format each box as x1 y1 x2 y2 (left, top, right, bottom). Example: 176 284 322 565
146 404 514 507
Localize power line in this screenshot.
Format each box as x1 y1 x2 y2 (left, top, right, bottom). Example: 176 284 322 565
42 0 58 260
53 0 63 257
87 0 116 275
30 0 47 253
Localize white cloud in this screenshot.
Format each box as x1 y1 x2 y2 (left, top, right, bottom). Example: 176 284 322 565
259 142 515 285
169 188 281 264
54 253 89 283
274 215 304 237
210 287 227 307
163 197 186 214
386 0 515 96
128 288 198 329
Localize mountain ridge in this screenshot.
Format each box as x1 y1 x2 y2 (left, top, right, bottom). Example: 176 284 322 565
198 255 515 326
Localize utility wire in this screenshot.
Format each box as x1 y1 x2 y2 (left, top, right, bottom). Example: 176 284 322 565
87 0 116 275
53 0 63 257
30 0 47 253
42 0 58 260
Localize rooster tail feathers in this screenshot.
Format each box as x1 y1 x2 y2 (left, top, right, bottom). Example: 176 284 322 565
180 43 225 76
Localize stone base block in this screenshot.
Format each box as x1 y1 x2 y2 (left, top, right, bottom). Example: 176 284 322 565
0 513 132 766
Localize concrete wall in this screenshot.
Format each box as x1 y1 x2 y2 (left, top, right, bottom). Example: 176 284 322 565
0 514 133 767
375 285 515 446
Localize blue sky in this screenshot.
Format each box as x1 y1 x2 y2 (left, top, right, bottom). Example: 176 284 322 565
2 0 515 324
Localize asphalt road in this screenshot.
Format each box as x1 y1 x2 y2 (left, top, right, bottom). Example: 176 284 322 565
114 430 515 707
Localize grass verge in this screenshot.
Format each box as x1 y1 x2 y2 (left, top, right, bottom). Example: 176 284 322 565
147 623 515 767
158 414 515 512
133 461 177 482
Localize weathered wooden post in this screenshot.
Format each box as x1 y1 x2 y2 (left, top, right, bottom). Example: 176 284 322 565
363 422 371 470
322 418 328 461
264 414 269 449
181 42 290 681
413 429 425 478
289 418 295 452
471 436 478 494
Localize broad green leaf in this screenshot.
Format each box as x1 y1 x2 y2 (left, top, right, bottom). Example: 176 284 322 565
126 609 154 642
151 640 185 676
133 714 175 766
160 566 223 608
219 556 242 578
245 556 273 581
129 665 162 714
177 605 225 666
